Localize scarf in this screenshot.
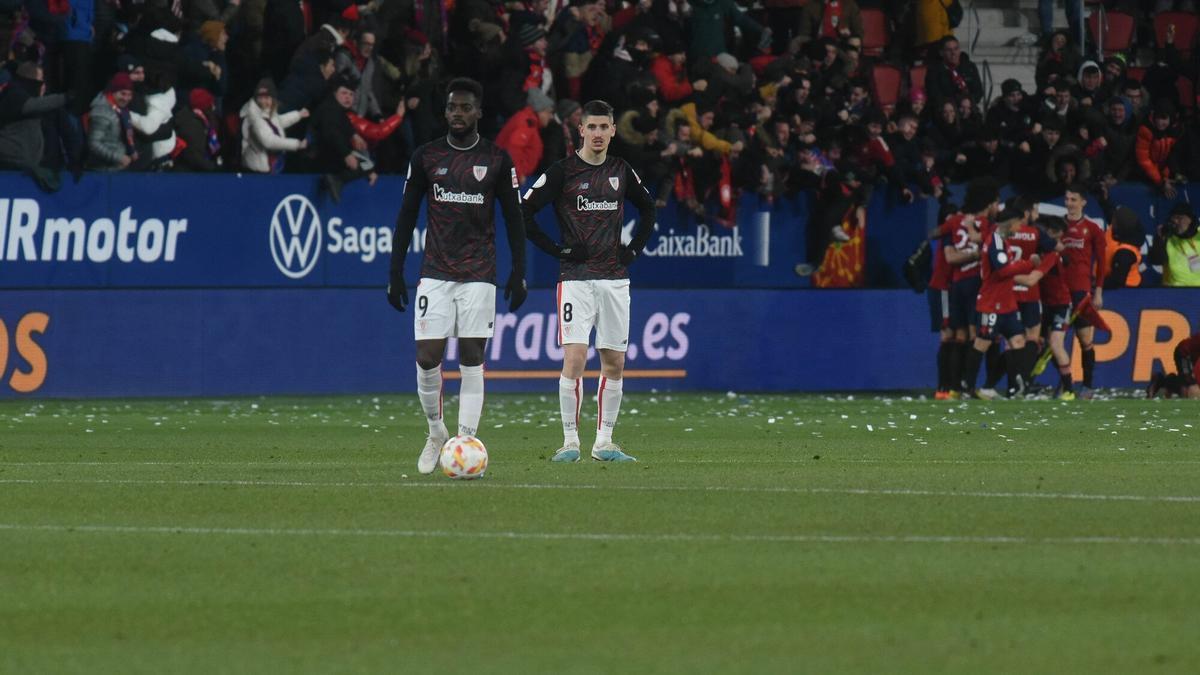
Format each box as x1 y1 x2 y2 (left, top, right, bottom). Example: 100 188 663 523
821 1 843 39
263 116 285 174
948 65 967 94
522 50 545 92
194 108 220 158
106 93 135 155
586 25 603 53
347 40 368 71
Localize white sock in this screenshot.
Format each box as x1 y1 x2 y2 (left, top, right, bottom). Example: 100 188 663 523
559 375 581 445
416 364 448 438
458 364 484 437
595 377 623 446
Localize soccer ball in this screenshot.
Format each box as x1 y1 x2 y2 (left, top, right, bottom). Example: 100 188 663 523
439 435 489 480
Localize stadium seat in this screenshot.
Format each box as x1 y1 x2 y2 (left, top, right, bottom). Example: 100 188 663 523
1179 75 1196 111
1125 66 1146 82
861 9 888 57
908 64 927 93
1155 12 1198 59
1087 11 1135 56
870 63 902 109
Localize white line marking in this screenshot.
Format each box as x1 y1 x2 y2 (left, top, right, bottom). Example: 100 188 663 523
7 458 1200 467
2 478 1199 504
671 459 1200 465
0 523 1197 546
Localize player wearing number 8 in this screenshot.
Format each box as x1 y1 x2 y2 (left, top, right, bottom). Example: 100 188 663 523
521 100 657 462
387 77 528 475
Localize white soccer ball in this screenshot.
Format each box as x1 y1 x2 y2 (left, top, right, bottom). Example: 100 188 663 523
439 435 489 480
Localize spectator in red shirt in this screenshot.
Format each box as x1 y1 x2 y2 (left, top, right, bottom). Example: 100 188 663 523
649 36 705 105
1135 99 1182 198
497 88 555 183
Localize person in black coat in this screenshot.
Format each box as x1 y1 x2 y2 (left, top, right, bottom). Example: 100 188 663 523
310 75 376 202
925 36 983 108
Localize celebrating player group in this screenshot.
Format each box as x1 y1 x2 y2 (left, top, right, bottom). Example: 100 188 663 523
387 78 656 473
929 178 1108 401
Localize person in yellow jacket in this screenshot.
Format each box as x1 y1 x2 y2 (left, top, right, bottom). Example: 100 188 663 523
1149 203 1200 287
915 0 956 52
676 100 746 156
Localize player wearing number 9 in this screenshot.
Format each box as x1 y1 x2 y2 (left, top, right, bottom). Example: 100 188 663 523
387 77 528 475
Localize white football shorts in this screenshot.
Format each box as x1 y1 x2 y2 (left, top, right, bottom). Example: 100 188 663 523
557 279 631 351
413 278 496 340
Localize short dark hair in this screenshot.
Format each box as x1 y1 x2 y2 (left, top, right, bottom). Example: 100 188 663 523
1040 215 1067 232
1007 195 1034 215
581 99 614 119
446 77 483 105
1065 183 1088 199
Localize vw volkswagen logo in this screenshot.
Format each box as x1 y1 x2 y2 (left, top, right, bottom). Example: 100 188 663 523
270 194 322 279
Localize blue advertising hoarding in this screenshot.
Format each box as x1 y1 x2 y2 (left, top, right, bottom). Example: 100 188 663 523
0 173 804 290
2 288 1197 398
1 173 1195 291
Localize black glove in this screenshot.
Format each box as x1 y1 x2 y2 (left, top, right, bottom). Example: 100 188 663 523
618 244 638 266
558 243 589 262
504 273 527 312
387 275 408 312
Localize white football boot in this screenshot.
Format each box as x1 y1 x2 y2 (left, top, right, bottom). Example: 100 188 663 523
417 433 449 474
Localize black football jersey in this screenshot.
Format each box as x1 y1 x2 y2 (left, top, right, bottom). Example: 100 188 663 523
399 137 521 284
521 152 655 281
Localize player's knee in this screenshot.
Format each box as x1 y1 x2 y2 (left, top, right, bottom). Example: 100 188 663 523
458 339 487 366
599 352 625 378
415 345 443 371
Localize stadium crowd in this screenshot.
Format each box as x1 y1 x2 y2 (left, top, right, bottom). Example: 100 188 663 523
0 0 1197 280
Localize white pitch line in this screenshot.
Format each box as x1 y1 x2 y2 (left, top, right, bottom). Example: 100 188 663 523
2 477 1200 504
0 522 1198 546
7 457 1200 467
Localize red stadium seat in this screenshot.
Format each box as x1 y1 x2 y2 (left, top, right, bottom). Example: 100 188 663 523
1125 66 1146 82
870 63 902 109
1087 11 1134 56
908 64 927 92
1179 75 1196 111
1155 12 1198 59
861 9 888 57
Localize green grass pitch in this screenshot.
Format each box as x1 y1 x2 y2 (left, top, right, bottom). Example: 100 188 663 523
2 393 1199 674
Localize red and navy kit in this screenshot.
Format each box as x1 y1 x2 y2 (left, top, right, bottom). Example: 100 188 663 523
949 214 982 282
1007 223 1057 328
1039 249 1072 332
927 219 955 331
1062 215 1107 292
522 152 656 280
392 136 525 284
929 217 957 291
976 227 1059 340
1176 333 1200 385
946 214 985 330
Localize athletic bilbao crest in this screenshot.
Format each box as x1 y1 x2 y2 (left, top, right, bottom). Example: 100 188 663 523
608 176 619 190
473 165 488 181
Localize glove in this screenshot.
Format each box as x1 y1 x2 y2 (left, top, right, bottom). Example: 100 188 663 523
558 243 588 262
504 273 527 312
386 275 408 312
618 244 638 266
